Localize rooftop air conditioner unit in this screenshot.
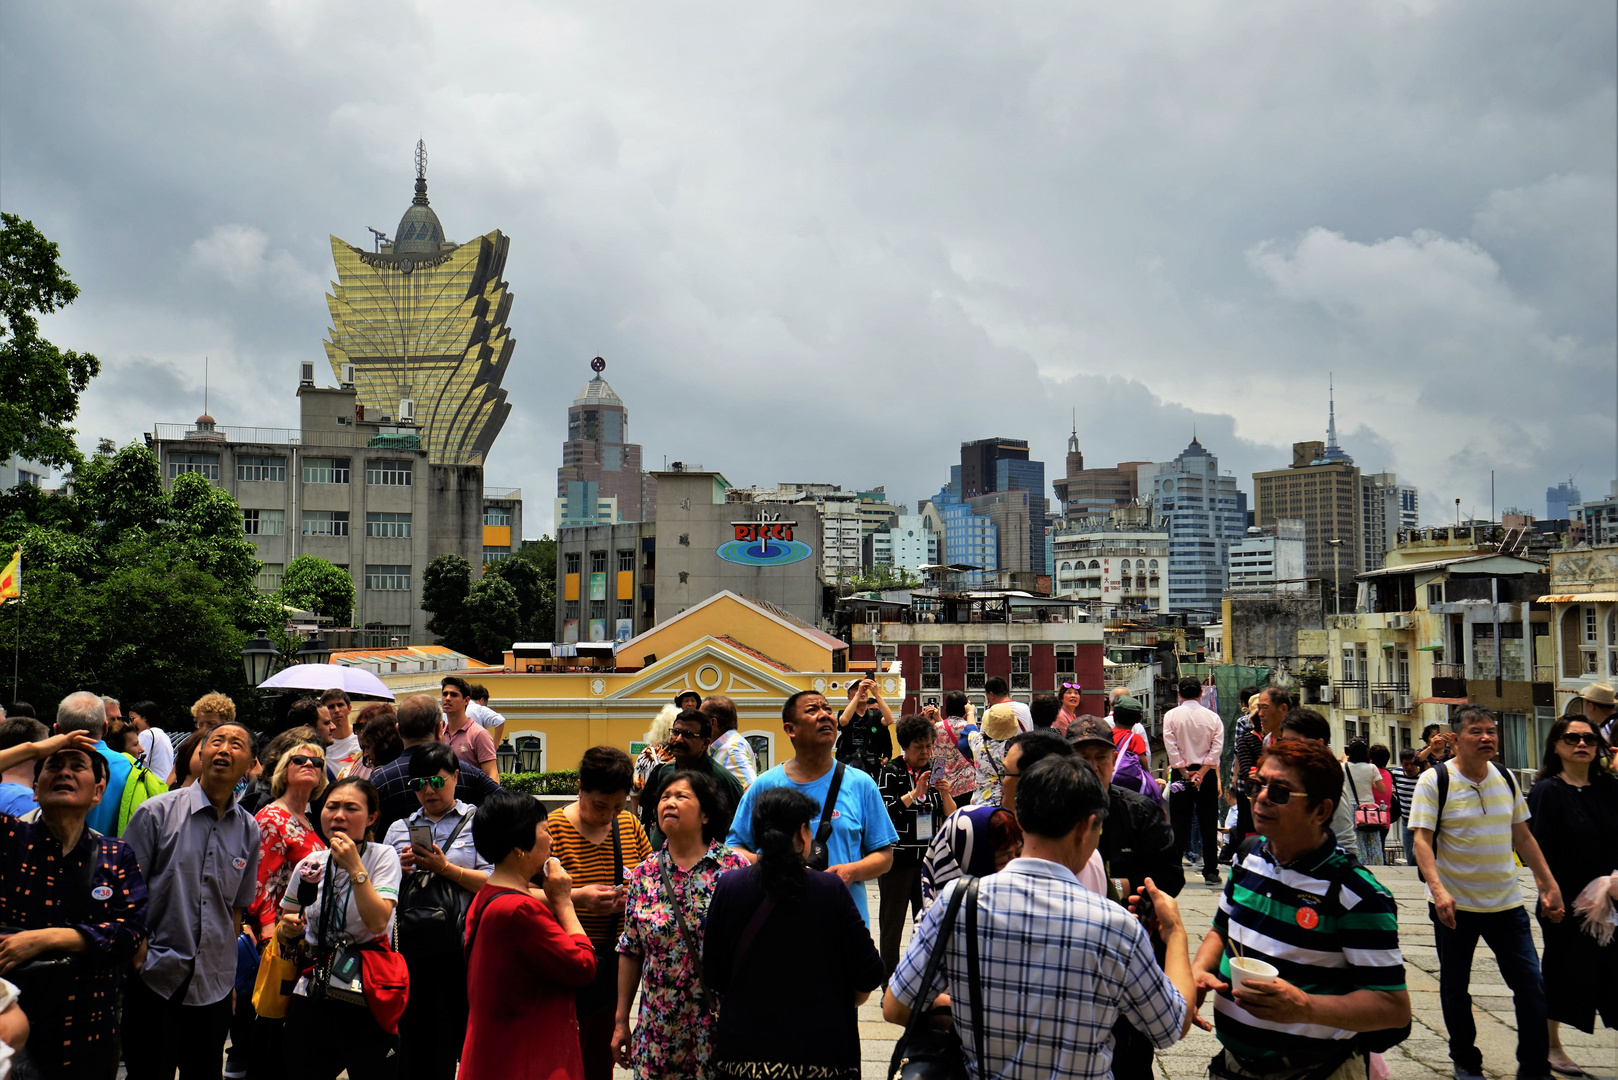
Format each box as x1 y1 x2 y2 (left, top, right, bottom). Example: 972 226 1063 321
299 361 315 386
399 398 415 423
1396 693 1414 713
1318 684 1335 703
340 363 355 388
1388 613 1411 630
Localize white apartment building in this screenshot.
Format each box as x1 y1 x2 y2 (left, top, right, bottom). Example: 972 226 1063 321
1052 515 1170 616
1228 520 1307 588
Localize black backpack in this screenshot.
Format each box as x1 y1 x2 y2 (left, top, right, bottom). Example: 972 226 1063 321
1416 760 1517 884
396 813 474 958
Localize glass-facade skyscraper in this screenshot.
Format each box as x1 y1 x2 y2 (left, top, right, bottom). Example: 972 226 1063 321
1145 438 1248 619
324 142 514 465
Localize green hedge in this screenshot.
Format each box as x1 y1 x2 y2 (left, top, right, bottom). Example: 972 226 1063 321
499 771 580 796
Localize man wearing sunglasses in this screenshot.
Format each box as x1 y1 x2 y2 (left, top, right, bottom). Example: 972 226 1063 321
1409 706 1563 1080
371 695 503 836
637 709 743 848
1192 738 1410 1080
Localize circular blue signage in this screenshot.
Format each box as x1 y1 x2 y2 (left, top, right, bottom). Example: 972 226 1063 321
717 537 814 567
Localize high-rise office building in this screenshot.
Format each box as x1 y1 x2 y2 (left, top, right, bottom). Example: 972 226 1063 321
1143 438 1248 618
1252 387 1364 583
556 358 655 525
1051 424 1151 523
1361 472 1403 573
324 142 514 465
926 477 998 587
1398 485 1419 530
1547 480 1582 522
958 437 1048 574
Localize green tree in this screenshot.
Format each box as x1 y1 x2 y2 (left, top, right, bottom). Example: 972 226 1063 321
421 553 473 651
0 213 100 469
75 442 168 537
509 535 557 636
278 555 354 624
464 574 521 661
484 557 550 638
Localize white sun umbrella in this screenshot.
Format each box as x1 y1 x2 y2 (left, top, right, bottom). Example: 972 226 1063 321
257 663 396 700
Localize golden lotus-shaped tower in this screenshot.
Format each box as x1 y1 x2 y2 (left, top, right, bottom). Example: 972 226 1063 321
323 141 513 464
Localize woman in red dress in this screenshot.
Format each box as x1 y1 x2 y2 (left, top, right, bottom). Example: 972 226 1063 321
461 791 598 1080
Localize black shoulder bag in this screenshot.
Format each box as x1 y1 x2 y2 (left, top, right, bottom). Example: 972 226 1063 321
1 833 100 1017
887 877 986 1080
576 818 626 1019
396 812 474 958
805 763 846 872
659 855 715 1013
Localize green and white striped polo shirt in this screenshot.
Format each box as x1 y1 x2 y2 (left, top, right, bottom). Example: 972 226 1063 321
1212 836 1406 1067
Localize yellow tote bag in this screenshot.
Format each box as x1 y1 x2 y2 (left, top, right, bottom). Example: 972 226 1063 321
251 934 300 1019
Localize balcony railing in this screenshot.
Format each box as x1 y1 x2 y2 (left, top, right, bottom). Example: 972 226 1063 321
1432 663 1464 680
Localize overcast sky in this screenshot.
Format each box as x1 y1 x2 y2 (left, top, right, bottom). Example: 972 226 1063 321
4 0 1614 535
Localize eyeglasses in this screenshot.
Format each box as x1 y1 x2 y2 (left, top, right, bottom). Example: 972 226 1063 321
668 729 705 742
288 754 324 770
408 776 448 791
1560 732 1600 746
1242 778 1297 805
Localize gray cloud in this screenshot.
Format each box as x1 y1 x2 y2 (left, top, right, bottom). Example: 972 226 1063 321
3 0 1612 528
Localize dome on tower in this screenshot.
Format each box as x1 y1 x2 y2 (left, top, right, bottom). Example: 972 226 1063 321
573 375 623 406
394 140 447 254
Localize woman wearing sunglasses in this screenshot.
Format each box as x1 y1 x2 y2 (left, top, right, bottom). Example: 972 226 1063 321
382 743 493 1080
1528 716 1618 1076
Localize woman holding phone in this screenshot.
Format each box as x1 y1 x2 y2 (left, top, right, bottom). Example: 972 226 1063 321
276 777 402 1080
382 743 492 1080
875 716 955 978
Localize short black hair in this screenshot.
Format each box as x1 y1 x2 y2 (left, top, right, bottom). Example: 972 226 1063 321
578 745 634 794
33 745 108 783
0 716 48 752
1261 686 1292 710
1177 677 1202 701
440 676 472 699
286 698 323 730
1346 739 1370 763
1237 685 1259 708
780 690 825 725
1281 708 1331 744
1368 743 1390 768
700 695 738 734
409 741 459 779
653 768 729 844
673 708 712 740
1398 746 1417 762
1453 705 1496 733
1016 755 1107 840
942 691 968 719
473 790 547 865
469 684 490 702
396 694 440 740
7 702 34 719
895 714 934 749
984 676 1009 697
1007 728 1074 771
319 688 351 706
1029 694 1059 729
128 700 162 728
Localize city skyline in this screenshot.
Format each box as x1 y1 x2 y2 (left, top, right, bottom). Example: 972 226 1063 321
3 3 1612 534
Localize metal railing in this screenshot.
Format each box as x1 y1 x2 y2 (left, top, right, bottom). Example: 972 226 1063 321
485 486 523 499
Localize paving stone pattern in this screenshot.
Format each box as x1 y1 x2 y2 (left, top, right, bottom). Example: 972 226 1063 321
613 865 1616 1080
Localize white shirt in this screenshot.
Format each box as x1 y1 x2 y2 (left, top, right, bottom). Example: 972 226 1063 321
989 700 1034 731
327 733 361 772
467 702 505 739
137 727 175 781
282 842 403 955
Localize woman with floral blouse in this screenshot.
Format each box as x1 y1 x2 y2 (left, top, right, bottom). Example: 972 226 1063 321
248 740 329 941
612 771 749 1080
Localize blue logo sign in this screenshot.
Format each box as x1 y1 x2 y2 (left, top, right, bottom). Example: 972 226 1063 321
719 514 813 567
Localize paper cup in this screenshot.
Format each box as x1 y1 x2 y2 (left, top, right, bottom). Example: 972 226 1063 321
0 978 17 1013
1229 956 1279 995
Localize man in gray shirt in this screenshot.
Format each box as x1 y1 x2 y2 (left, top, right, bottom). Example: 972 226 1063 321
122 721 260 1080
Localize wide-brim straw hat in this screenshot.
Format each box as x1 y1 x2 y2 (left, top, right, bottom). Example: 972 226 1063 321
1578 682 1616 707
982 703 1021 741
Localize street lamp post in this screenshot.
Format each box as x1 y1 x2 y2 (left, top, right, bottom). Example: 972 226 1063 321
1327 538 1344 617
241 629 280 687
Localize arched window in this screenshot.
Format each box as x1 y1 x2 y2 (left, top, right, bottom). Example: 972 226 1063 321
1121 559 1131 571
1060 561 1072 573
1088 559 1100 570
1148 559 1159 570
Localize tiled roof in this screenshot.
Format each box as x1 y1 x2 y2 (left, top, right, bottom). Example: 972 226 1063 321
717 636 796 672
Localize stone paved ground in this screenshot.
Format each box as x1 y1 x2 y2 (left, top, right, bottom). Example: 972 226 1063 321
634 863 1617 1080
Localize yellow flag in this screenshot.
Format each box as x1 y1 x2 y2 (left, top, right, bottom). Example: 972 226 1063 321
0 550 19 601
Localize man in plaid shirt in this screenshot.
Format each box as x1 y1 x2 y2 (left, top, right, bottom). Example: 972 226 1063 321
885 755 1195 1079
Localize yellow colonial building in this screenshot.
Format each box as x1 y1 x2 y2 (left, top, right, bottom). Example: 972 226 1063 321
377 592 895 775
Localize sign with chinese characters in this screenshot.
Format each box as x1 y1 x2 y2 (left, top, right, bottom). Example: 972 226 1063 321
718 511 813 567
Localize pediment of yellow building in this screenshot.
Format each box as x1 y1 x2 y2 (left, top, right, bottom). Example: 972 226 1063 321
609 637 809 700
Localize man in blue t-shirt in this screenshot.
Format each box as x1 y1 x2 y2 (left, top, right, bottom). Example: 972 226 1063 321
55 691 132 836
728 690 898 926
0 716 48 817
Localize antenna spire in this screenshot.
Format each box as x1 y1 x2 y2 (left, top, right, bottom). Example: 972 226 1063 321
204 356 208 415
412 140 430 205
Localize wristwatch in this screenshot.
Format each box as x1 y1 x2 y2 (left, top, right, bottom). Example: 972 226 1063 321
353 871 370 886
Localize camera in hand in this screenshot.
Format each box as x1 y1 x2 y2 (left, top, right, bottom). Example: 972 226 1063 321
297 877 319 910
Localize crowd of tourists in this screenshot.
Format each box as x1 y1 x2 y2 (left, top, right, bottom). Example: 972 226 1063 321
0 670 1613 1080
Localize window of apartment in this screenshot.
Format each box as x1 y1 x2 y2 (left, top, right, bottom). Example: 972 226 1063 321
565 552 582 574
965 646 986 690
365 512 412 539
167 453 219 481
617 550 634 573
237 456 286 483
1010 645 1031 692
365 564 411 591
242 508 285 536
256 563 284 592
1341 649 1356 682
366 460 413 486
590 551 607 574
301 511 350 537
877 645 897 672
483 547 510 563
1585 606 1599 642
616 599 633 622
16 470 41 487
589 599 606 622
302 457 351 484
1054 645 1075 689
1427 583 1443 607
921 646 941 691
482 504 511 526
564 600 580 621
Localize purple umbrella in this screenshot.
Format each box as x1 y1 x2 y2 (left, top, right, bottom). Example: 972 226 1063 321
257 663 396 700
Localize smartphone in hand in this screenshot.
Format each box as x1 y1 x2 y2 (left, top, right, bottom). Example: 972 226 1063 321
408 824 434 853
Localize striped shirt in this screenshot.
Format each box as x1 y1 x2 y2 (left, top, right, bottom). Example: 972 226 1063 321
1406 760 1529 913
1213 836 1405 1067
547 807 652 946
1390 769 1422 822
